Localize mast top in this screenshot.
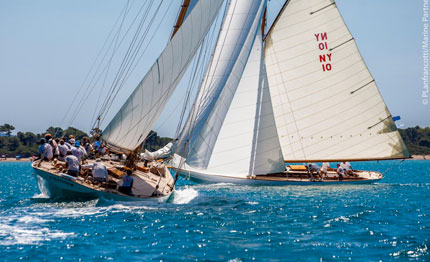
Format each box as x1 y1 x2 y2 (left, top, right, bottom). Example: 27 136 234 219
171 0 192 39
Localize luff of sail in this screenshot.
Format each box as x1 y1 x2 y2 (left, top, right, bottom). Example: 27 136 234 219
102 0 225 151
264 0 410 162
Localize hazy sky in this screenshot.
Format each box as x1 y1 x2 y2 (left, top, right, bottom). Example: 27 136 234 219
0 0 428 138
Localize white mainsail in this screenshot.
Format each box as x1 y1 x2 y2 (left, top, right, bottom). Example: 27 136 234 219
102 0 225 151
264 0 409 162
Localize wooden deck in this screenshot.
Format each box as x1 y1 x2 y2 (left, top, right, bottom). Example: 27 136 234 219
35 159 174 199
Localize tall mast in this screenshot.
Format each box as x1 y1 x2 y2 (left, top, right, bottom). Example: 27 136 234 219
261 7 267 36
171 0 192 39
264 0 290 41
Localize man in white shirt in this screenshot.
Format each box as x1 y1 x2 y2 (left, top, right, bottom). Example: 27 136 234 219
308 163 321 181
38 138 53 162
65 151 80 177
321 162 330 179
340 161 354 176
72 141 86 164
92 158 109 182
57 139 69 161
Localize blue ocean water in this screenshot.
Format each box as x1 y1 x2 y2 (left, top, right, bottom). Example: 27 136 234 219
0 161 429 261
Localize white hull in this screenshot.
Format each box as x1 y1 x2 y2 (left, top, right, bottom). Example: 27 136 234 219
33 166 172 202
173 168 382 185
168 154 382 185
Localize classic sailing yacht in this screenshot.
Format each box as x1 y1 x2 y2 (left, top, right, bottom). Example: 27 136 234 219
168 0 410 184
32 0 226 200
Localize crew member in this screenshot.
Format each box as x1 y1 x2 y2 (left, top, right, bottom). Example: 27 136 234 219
336 164 344 181
64 151 80 177
92 158 109 182
119 170 134 195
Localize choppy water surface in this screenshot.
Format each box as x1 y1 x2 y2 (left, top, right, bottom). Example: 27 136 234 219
0 161 429 261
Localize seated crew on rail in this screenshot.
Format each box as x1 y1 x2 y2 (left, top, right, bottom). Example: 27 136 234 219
91 158 109 183
308 163 322 181
37 138 53 164
336 164 344 181
118 170 134 195
64 151 80 177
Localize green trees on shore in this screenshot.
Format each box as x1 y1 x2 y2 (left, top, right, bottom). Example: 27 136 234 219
0 124 15 137
398 126 430 155
0 124 171 157
0 126 89 157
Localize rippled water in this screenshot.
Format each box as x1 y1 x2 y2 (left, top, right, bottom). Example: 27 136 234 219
0 161 429 261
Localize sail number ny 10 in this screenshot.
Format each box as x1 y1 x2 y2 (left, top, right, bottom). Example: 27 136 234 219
315 32 332 72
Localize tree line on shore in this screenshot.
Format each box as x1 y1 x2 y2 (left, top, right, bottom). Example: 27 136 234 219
1 123 429 158
0 124 171 158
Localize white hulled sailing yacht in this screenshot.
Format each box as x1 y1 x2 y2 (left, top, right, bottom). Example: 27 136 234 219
33 0 226 200
168 0 410 184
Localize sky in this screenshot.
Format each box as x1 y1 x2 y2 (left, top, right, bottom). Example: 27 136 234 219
0 0 428 138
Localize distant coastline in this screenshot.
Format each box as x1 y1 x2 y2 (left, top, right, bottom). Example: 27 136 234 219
411 155 430 160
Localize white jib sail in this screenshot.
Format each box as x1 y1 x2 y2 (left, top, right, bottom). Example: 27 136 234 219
204 32 285 176
264 0 409 162
184 0 266 169
101 0 225 151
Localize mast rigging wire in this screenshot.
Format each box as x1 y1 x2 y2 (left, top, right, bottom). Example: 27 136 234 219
55 0 132 136
67 0 153 130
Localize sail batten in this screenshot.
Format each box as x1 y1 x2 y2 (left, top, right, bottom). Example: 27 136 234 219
264 0 410 162
102 0 224 151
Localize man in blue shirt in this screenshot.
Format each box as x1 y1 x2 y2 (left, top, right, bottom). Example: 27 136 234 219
119 170 134 195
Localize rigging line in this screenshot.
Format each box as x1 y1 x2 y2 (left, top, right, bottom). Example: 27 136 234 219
90 0 136 131
176 28 218 146
93 0 152 120
154 44 205 138
69 0 151 128
174 38 208 139
112 0 170 105
98 0 162 124
176 5 225 145
98 3 154 118
100 0 164 144
108 0 221 147
68 0 139 128
89 1 156 131
381 159 405 176
99 0 169 128
96 0 155 120
57 0 131 134
181 0 232 144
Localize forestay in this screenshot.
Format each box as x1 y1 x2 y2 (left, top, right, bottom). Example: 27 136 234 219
264 0 410 162
102 0 224 151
